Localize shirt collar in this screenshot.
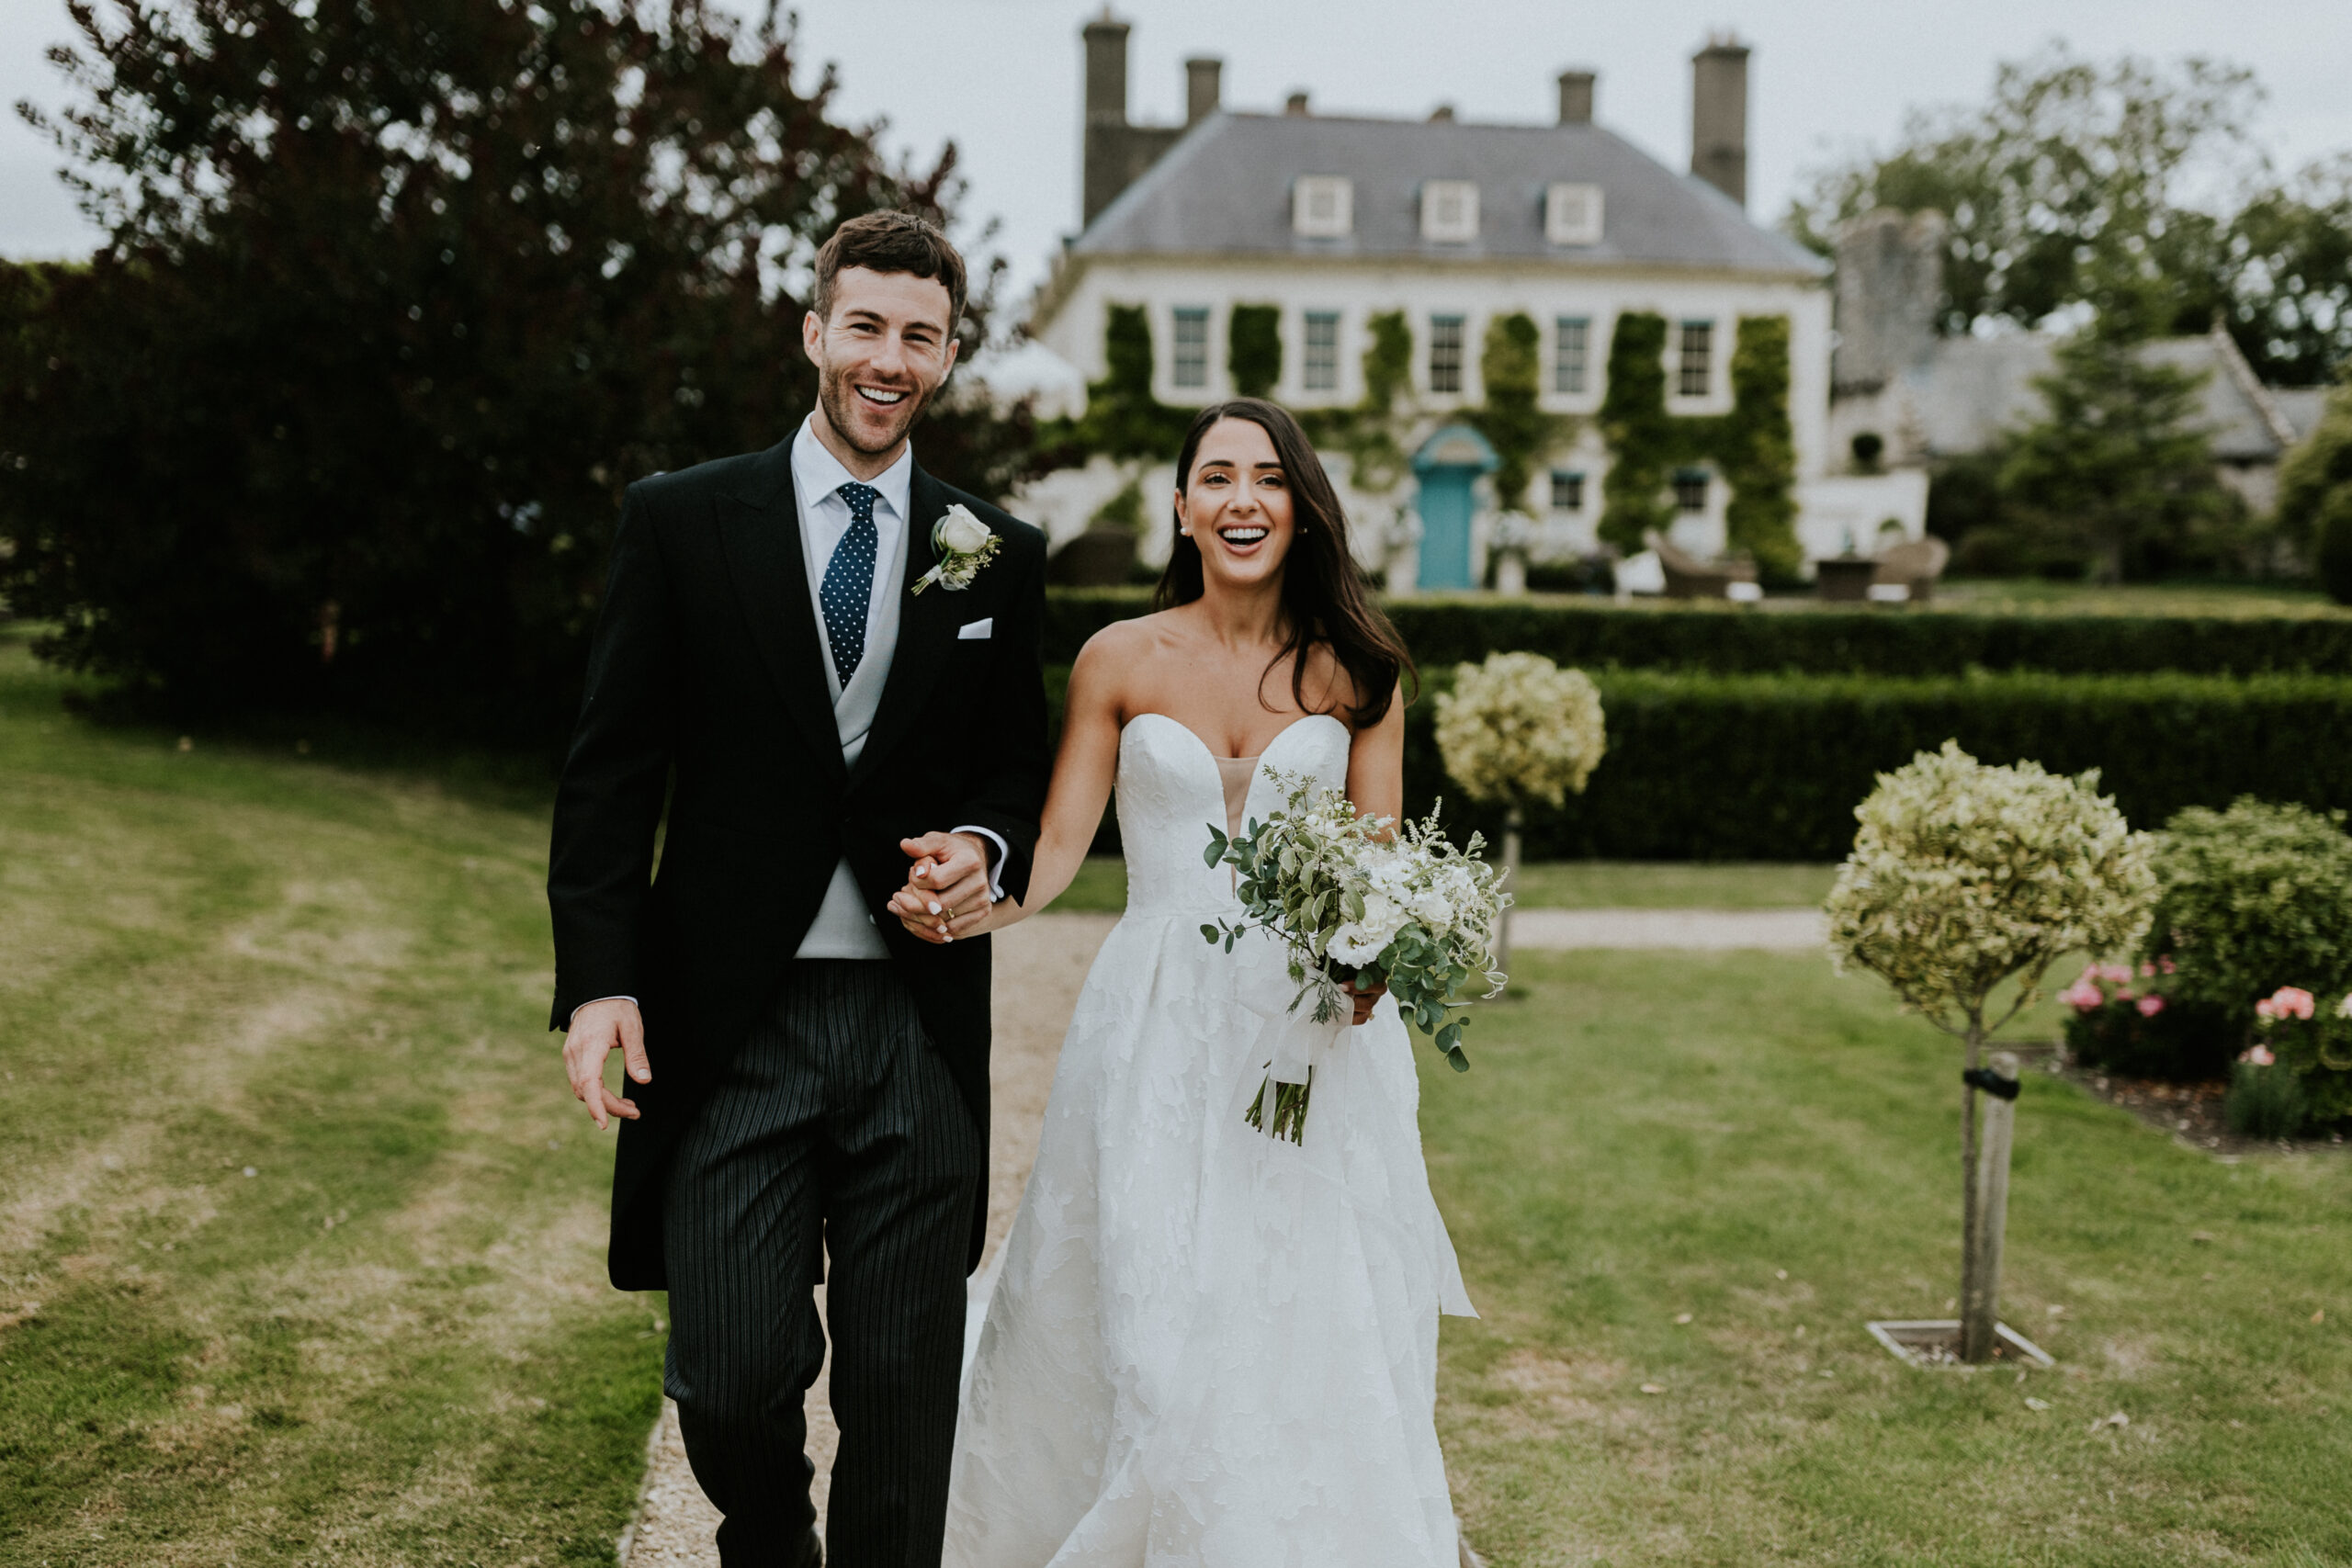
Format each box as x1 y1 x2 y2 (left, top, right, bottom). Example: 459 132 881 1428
791 413 914 527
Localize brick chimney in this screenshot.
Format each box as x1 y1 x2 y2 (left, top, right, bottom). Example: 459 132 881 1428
1081 15 1133 226
1690 35 1749 208
1557 69 1596 126
1185 57 1222 126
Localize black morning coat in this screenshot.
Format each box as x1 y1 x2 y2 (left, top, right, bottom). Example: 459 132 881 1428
546 435 1051 1290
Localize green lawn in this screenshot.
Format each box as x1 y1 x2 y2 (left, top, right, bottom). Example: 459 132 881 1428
1427 948 2352 1566
0 626 659 1566
1928 579 2346 619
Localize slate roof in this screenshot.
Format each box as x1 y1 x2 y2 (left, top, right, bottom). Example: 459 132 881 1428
1901 333 2303 462
1072 111 1828 278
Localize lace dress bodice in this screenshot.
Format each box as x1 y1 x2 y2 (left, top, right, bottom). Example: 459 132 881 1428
1113 711 1349 916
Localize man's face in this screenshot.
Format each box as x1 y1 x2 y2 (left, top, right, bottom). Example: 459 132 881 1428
802 266 960 461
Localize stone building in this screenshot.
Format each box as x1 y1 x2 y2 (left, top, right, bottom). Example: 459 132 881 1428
1021 16 1896 590
1828 209 2328 516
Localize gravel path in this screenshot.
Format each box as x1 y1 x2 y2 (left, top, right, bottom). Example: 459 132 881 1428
616 905 1819 1561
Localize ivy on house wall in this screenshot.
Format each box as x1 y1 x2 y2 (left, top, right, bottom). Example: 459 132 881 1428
1227 304 1283 399
1471 311 1556 514
1302 309 1416 493
1719 315 1803 581
1596 310 1798 572
1597 311 1682 554
1069 302 1190 459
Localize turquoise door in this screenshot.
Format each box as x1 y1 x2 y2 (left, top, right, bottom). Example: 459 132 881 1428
1409 424 1498 592
1416 468 1476 591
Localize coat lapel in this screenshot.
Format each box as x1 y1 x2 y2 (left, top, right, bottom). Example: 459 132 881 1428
717 440 848 788
849 467 957 792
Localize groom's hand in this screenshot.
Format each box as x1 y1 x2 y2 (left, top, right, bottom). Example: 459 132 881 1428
897 830 994 941
563 997 650 1131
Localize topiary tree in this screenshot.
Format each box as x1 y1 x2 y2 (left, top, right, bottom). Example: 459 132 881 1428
1596 311 1677 555
1826 741 2155 1362
1719 316 1804 584
1227 303 1283 400
1434 651 1606 979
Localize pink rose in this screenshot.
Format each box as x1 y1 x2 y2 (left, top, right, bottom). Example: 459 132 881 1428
2158 956 2177 975
2139 962 2157 978
2256 998 2277 1021
2098 964 2133 985
2136 994 2165 1018
2061 981 2105 1012
2267 987 2316 1021
2242 1044 2276 1066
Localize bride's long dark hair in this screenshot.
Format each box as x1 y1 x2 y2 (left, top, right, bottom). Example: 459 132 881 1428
1154 398 1416 729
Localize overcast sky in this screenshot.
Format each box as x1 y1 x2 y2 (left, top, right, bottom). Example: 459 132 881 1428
7 0 2350 307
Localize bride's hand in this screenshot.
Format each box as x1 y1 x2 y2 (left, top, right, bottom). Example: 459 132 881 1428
889 882 1001 944
1350 977 1387 1026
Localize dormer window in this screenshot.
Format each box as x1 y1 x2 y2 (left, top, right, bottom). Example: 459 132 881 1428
1292 175 1353 238
1545 183 1604 245
1419 180 1479 243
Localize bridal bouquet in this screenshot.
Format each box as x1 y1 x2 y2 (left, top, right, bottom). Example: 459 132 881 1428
1203 772 1509 1142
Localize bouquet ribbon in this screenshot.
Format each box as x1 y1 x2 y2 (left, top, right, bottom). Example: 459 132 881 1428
1239 995 1349 1142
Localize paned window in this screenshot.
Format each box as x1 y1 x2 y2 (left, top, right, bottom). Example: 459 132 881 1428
1677 320 1713 398
1171 307 1210 389
1554 316 1590 394
1420 180 1480 243
1303 311 1340 391
1428 314 1466 394
1549 469 1586 512
1293 176 1353 237
1673 467 1711 513
1545 183 1605 245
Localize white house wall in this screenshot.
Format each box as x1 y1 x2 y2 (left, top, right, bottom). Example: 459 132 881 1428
1035 256 1835 484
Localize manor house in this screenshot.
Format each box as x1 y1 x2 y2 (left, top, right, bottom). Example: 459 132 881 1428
1023 17 1904 590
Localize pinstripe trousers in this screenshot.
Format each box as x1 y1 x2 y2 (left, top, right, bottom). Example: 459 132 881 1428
662 960 982 1568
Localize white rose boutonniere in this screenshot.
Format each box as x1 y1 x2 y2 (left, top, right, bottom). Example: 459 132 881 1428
912 503 1001 594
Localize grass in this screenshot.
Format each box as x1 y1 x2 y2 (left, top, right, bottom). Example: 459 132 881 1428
1426 948 2352 1566
1049 858 1836 914
0 625 661 1566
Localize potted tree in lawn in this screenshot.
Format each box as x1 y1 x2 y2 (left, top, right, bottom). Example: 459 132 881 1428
1826 741 2155 1364
1433 651 1607 982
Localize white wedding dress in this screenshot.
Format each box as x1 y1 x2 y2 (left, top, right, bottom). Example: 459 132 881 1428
944 712 1476 1567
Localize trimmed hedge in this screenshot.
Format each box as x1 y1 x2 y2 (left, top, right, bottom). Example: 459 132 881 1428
1041 588 2352 678
1050 664 2352 862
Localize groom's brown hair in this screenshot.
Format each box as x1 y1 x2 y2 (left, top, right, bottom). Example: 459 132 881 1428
811 210 967 327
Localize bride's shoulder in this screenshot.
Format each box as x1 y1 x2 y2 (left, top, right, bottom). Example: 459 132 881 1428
1076 608 1187 667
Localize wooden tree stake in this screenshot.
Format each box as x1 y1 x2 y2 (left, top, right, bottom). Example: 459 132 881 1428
1960 1051 2019 1361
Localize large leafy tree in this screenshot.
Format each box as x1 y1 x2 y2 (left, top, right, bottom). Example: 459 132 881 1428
1789 47 2350 383
0 0 1037 735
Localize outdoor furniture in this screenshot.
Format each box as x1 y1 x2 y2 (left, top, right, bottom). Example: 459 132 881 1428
1045 528 1137 587
1874 536 1951 603
1815 556 1878 603
1647 532 1758 601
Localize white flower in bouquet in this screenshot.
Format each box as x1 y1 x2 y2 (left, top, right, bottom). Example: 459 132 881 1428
1204 772 1510 1143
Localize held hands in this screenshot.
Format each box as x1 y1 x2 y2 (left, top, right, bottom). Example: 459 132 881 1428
1347 975 1388 1027
563 997 649 1131
891 830 999 944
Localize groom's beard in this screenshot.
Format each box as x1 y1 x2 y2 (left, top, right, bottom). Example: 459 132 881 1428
816 362 937 460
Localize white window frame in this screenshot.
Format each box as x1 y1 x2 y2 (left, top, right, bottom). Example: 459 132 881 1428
1302 310 1341 392
1419 180 1480 243
1554 315 1591 395
1549 468 1587 513
1428 313 1466 394
1677 320 1714 399
1171 307 1211 389
1545 183 1605 246
1292 175 1354 238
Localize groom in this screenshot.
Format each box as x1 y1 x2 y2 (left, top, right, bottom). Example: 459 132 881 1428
548 210 1049 1567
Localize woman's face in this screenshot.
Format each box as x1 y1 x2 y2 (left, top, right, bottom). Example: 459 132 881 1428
1176 417 1296 592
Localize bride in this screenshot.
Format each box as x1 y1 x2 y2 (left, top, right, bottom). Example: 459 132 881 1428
889 398 1476 1566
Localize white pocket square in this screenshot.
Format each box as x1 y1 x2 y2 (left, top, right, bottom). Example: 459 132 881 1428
956 618 994 640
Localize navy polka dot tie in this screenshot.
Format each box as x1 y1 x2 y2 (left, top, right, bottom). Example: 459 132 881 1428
821 481 880 683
